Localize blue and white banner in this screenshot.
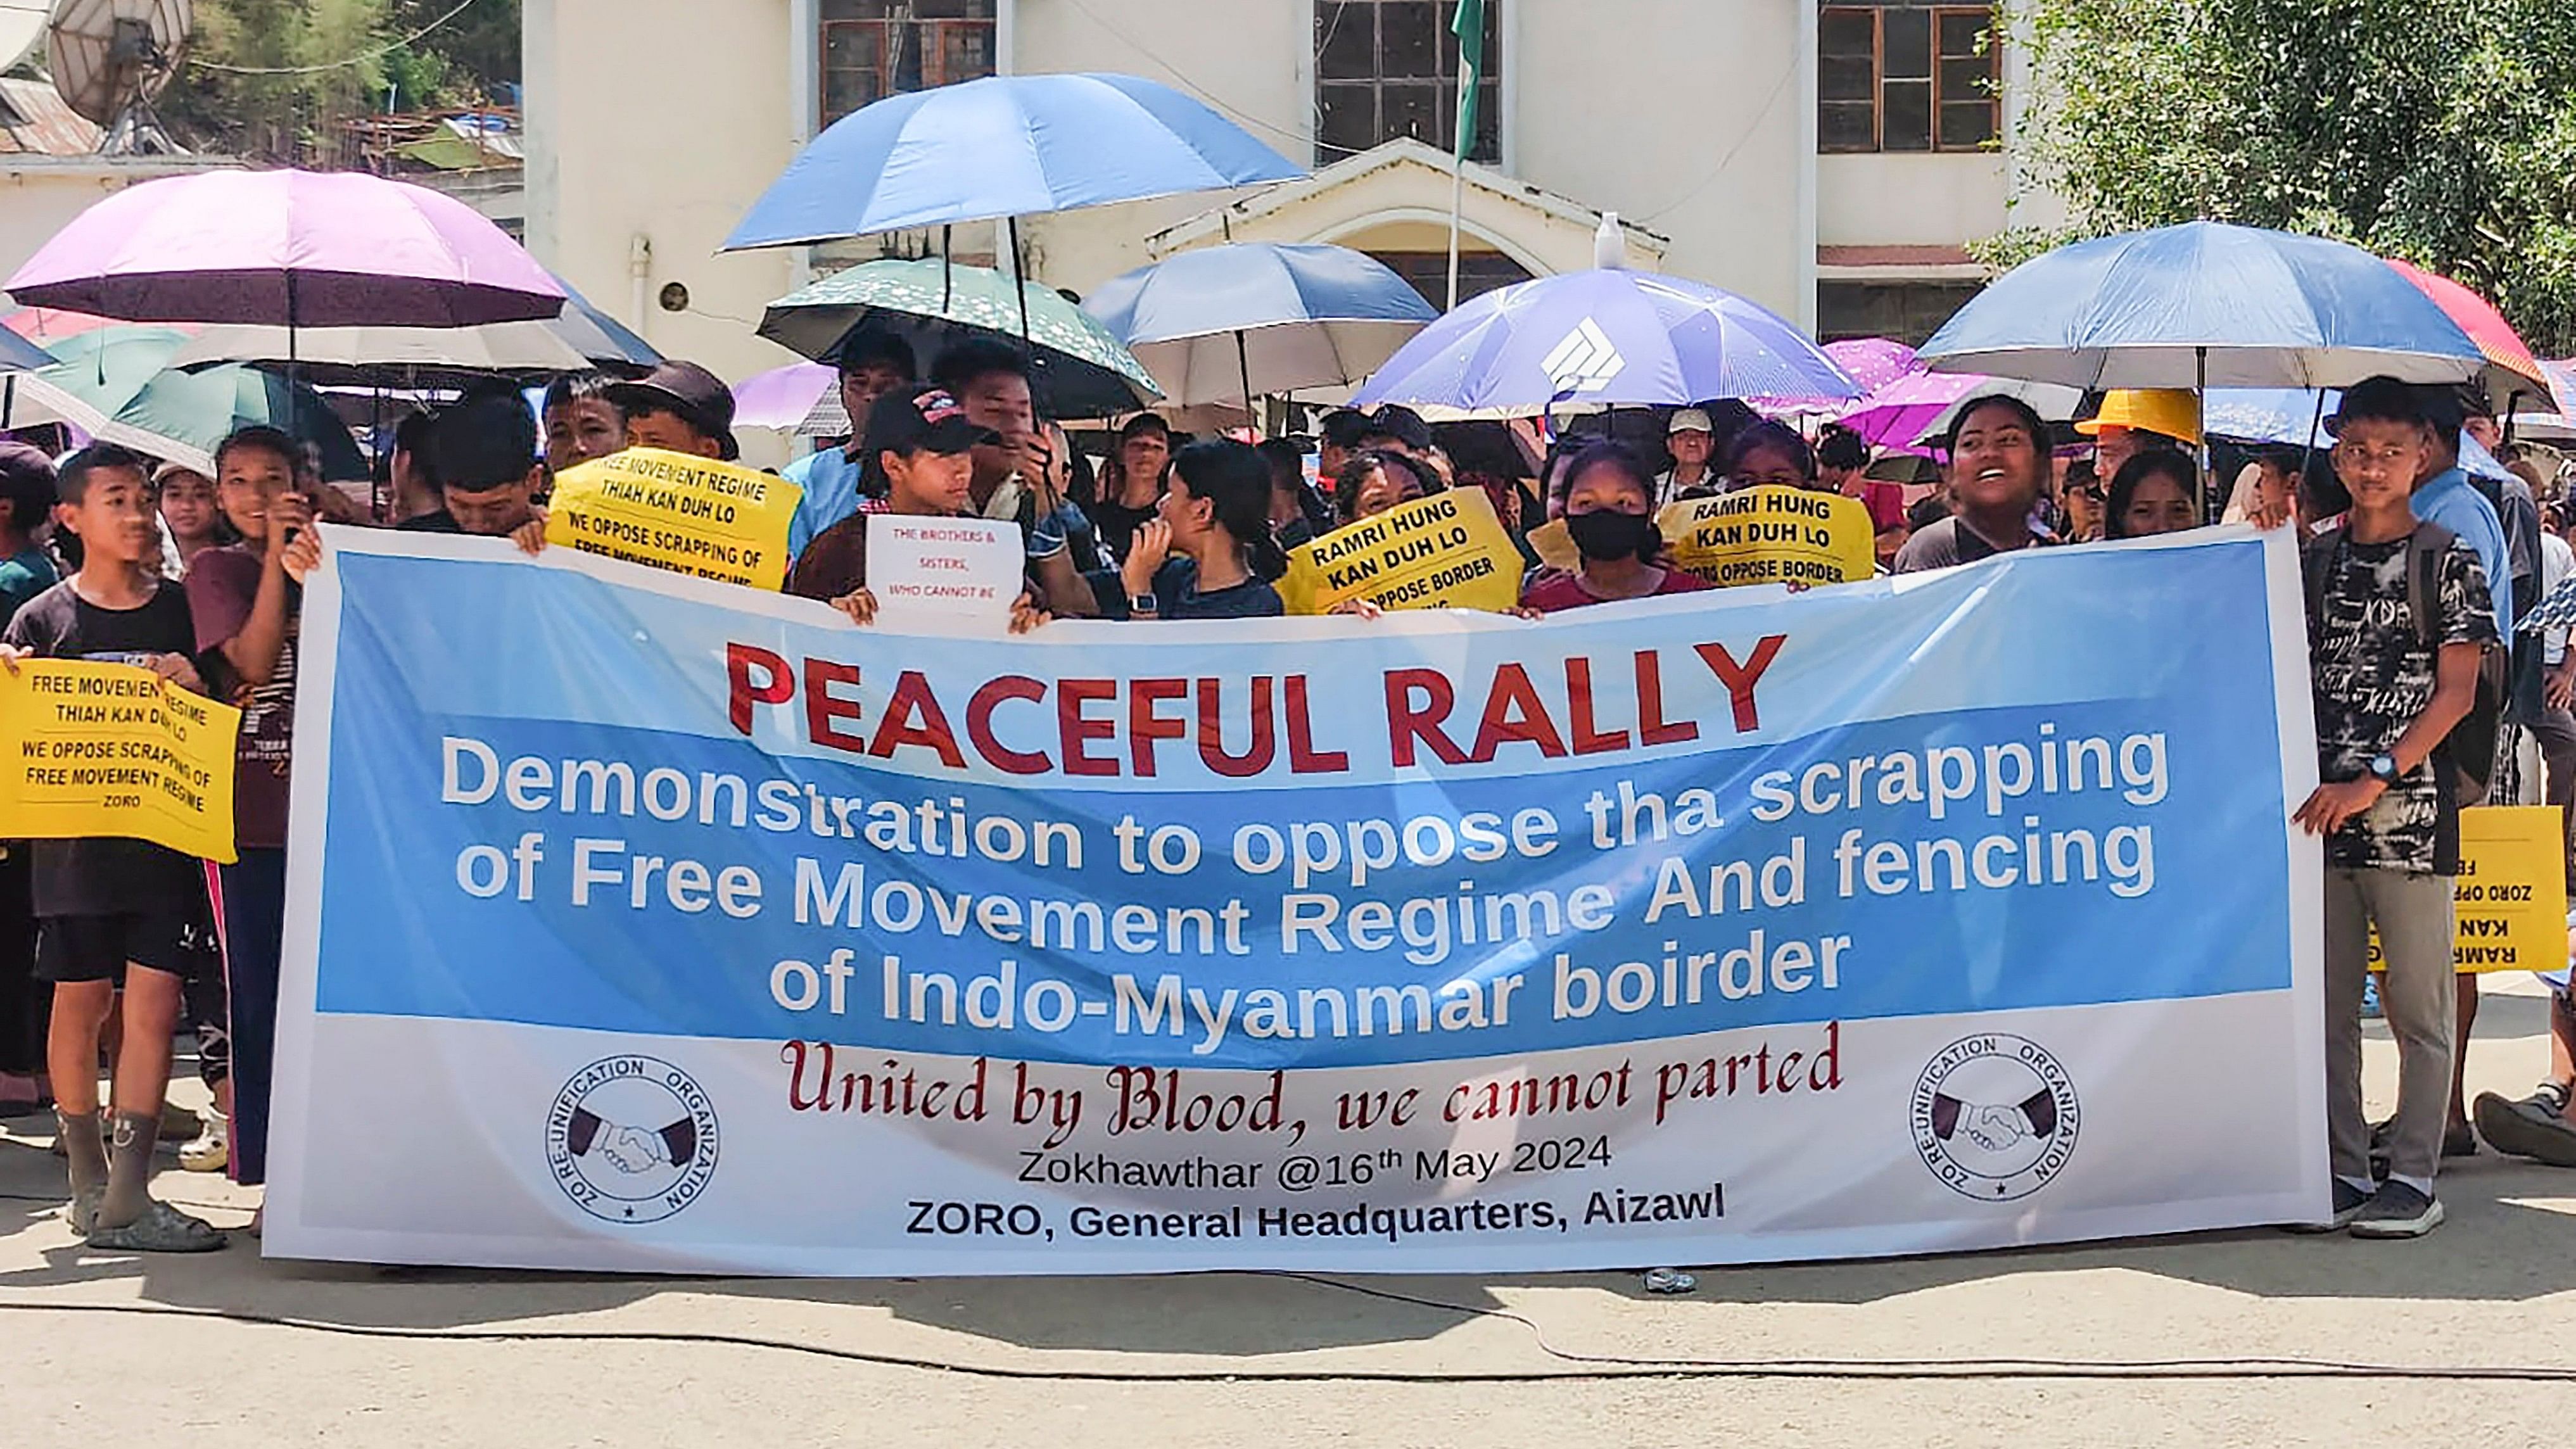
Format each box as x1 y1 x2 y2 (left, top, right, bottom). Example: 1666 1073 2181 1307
269 526 2326 1274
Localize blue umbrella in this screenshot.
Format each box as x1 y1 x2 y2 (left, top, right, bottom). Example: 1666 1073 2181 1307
1082 243 1437 406
1350 267 1860 417
1920 222 2485 390
0 327 53 372
552 277 659 373
723 73 1304 248
2203 388 2339 447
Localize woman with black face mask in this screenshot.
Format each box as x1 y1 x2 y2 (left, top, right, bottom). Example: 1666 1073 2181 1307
1519 441 1715 613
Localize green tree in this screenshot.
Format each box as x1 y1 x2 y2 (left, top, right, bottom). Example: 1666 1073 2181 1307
1996 0 2576 353
160 0 520 162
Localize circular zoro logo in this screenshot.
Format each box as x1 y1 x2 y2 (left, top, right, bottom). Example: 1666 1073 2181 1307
1911 1034 2079 1201
546 1056 720 1223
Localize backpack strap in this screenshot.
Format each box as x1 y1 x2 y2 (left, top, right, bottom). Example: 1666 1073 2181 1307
2407 520 2458 650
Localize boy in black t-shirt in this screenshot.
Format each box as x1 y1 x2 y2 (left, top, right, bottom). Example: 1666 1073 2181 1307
2293 379 2496 1241
0 445 226 1252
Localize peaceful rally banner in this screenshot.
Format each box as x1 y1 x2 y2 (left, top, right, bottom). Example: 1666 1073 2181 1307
268 526 2326 1275
1 659 241 863
544 447 802 591
1280 488 1523 614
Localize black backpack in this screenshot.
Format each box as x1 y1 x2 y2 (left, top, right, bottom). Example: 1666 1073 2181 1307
2302 521 2508 807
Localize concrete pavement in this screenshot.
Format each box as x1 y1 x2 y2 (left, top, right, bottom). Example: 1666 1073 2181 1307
3 978 2573 1447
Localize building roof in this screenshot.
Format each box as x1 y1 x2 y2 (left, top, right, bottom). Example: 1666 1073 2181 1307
1145 136 1668 261
0 76 102 156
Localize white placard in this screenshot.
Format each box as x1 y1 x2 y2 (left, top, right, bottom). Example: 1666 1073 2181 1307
863 516 1024 633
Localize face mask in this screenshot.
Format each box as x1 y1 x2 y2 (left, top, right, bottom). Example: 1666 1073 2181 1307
1566 509 1659 562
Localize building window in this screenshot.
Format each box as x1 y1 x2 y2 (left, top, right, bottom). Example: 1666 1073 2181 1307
1818 4 1996 154
820 1 998 128
1315 1 1500 163
1818 279 1985 346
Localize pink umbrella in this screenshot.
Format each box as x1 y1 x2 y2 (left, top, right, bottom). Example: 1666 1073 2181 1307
4 170 564 329
1832 369 1985 448
1751 336 1918 414
1822 337 1920 393
732 362 837 431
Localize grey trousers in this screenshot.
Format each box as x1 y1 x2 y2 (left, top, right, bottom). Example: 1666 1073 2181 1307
2325 866 2458 1187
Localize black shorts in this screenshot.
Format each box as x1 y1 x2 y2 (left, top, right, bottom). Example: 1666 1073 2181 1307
34 913 220 985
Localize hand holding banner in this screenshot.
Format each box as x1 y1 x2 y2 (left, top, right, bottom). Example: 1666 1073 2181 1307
544 447 803 591
0 659 239 863
1281 488 1523 614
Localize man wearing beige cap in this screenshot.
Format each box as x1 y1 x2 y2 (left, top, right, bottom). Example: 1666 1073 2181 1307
1656 408 1719 506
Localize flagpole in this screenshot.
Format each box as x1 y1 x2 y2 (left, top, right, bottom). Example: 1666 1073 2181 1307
1444 151 1466 312
1445 0 1484 313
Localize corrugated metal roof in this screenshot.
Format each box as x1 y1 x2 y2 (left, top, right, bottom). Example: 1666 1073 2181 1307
0 76 104 156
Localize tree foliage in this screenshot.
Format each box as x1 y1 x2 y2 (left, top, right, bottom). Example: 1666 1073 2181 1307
157 0 519 163
1995 0 2576 353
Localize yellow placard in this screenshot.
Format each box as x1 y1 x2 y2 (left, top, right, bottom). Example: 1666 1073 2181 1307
1656 485 1876 588
545 447 803 591
2368 805 2569 974
1282 487 1525 615
1522 486 1875 589
0 660 241 863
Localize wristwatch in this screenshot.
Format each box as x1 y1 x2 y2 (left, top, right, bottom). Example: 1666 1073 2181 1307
1129 592 1159 616
2367 752 2399 783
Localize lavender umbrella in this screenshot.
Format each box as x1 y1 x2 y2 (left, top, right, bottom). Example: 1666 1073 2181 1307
1351 267 1858 418
732 362 837 431
4 170 564 329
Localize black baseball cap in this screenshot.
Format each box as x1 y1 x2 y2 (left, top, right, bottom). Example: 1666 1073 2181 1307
1361 403 1433 452
865 384 999 460
607 360 740 460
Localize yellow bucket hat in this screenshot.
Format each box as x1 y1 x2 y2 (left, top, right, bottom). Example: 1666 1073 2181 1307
2075 388 2202 445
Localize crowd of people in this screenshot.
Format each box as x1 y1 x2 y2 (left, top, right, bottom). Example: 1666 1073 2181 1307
2 326 2575 1250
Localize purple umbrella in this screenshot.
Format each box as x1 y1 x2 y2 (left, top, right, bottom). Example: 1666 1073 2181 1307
4 170 564 329
1351 267 1858 417
732 362 837 431
1825 338 1919 393
1833 369 1986 448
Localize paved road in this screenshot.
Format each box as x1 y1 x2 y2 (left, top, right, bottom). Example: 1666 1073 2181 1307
3 978 2573 1447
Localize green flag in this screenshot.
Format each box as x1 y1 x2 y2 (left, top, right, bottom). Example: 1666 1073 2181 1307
1451 0 1485 160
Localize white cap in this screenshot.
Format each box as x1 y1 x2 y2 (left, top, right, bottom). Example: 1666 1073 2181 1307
1668 408 1714 436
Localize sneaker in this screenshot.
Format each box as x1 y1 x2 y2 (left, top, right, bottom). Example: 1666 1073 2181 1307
2474 1084 2576 1168
2349 1181 2446 1238
2282 1179 2373 1232
178 1113 228 1174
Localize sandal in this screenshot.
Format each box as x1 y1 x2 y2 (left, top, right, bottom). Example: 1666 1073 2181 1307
65 1187 102 1237
85 1199 227 1254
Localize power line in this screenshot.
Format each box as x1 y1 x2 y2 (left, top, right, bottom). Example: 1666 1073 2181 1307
187 0 487 76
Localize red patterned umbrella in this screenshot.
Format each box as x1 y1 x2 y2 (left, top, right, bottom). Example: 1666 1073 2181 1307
2382 258 2556 410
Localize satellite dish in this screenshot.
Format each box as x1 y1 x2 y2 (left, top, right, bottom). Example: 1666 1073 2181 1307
0 3 50 73
46 0 191 153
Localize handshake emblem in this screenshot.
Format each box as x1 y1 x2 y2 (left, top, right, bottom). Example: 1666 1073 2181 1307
565 1106 701 1176
1927 1089 2060 1155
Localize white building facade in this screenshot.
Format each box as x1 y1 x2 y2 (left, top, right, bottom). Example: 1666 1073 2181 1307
523 0 2046 389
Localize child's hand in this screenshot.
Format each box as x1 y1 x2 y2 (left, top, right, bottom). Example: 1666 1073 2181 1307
511 507 551 556
266 494 316 561
149 652 205 695
281 528 322 585
0 644 23 676
1007 592 1050 635
832 587 879 626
